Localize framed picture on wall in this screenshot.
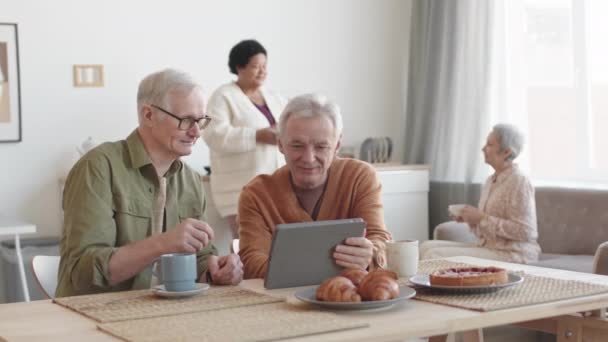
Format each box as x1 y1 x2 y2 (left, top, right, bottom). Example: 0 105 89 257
0 23 22 143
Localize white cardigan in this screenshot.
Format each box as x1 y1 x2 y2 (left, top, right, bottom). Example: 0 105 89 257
202 82 286 217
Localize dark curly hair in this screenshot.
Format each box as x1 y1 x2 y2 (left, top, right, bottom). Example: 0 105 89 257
228 39 267 75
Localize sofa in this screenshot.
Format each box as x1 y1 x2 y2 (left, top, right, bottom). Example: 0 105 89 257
434 186 608 275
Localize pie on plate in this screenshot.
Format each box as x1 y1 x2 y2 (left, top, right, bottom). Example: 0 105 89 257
429 267 508 287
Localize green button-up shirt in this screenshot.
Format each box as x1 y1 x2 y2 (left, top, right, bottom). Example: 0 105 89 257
56 130 217 297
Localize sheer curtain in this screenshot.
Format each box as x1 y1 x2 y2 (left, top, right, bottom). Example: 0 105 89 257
496 0 608 187
403 0 608 234
403 0 500 232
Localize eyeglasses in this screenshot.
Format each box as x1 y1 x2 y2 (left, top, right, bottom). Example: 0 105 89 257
150 104 212 130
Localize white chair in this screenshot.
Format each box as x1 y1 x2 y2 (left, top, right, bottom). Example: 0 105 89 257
31 255 60 299
231 239 240 254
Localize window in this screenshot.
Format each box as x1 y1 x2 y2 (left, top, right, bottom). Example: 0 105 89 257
502 0 608 185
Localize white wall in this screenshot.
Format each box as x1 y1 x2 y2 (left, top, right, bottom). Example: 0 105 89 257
0 0 412 238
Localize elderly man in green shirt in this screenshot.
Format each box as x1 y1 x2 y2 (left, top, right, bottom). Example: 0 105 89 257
56 69 243 297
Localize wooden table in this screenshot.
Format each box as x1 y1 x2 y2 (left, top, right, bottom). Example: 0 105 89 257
0 217 36 302
1 256 608 341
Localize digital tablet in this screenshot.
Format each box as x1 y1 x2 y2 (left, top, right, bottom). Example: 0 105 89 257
264 218 366 289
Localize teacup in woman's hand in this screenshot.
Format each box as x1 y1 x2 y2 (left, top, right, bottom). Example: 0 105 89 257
448 204 466 218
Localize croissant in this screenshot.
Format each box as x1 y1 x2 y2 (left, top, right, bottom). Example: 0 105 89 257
315 276 362 302
340 268 368 286
368 269 398 280
358 269 400 301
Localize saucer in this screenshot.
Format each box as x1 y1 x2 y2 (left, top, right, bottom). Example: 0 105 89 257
152 283 209 298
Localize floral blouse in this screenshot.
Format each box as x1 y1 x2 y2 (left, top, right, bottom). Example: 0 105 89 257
470 164 541 263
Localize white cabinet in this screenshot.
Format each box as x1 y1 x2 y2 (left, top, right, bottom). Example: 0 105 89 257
376 166 430 243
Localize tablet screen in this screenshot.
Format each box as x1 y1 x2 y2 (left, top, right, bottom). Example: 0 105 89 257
264 218 365 289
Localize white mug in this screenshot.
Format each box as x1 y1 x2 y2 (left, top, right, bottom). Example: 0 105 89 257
386 240 419 277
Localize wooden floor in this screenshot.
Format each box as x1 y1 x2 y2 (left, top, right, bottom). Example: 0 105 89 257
482 326 554 342
408 326 555 342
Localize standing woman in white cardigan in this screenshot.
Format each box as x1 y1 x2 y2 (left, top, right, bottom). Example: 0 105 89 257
203 39 286 238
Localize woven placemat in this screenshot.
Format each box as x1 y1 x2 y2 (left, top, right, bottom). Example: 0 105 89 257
407 259 608 311
54 285 283 323
98 302 369 342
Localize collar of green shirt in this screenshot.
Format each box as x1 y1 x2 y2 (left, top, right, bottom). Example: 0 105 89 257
126 129 182 177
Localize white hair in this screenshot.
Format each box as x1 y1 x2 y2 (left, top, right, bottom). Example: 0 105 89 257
278 93 343 137
493 123 524 161
136 69 201 120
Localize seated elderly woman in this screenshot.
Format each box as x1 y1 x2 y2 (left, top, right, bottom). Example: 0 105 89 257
419 124 541 264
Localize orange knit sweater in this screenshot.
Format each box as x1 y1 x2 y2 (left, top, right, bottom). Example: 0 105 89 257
238 158 392 279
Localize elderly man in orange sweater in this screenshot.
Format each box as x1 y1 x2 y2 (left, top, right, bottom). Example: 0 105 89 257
237 93 392 279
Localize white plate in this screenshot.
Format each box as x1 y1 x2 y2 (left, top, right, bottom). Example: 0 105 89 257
152 283 209 298
295 285 415 310
409 273 524 293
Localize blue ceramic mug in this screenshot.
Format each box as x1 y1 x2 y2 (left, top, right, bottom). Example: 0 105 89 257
153 253 197 292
